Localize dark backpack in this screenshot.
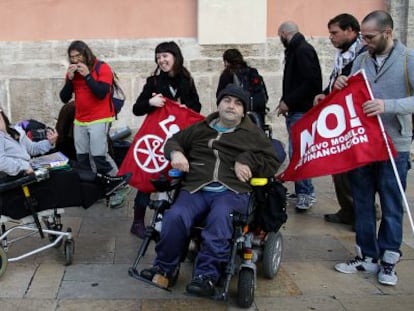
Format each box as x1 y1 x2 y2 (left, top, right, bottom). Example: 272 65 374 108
95 61 126 119
17 119 48 142
233 67 269 117
253 180 288 233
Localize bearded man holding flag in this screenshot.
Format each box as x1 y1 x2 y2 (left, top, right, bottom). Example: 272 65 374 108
333 10 414 286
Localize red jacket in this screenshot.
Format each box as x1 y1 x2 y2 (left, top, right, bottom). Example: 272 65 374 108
71 61 113 122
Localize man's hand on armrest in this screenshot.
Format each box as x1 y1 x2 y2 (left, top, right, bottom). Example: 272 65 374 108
234 161 252 182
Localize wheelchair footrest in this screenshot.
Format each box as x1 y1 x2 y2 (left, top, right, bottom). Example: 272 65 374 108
128 267 172 292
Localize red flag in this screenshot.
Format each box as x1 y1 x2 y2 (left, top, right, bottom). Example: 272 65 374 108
118 99 204 192
279 72 396 182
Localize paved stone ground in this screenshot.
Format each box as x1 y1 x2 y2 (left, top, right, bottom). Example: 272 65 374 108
1 173 414 311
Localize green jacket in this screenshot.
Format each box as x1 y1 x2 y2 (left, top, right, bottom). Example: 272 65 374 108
164 112 281 193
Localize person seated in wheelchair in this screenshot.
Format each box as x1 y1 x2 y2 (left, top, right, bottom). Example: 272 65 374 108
140 84 281 296
0 107 131 216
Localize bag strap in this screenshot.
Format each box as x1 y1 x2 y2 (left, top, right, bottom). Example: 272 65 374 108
233 72 242 87
94 60 103 76
93 61 119 115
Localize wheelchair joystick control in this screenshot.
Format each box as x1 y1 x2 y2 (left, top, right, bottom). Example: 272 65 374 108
168 168 183 178
34 168 49 182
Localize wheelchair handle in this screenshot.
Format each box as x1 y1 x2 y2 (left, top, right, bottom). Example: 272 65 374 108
0 168 50 193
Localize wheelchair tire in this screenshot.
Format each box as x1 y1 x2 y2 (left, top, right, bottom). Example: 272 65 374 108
64 239 75 266
237 268 255 308
262 231 283 279
0 247 8 278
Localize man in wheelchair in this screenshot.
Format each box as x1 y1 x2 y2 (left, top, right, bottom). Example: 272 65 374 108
140 84 281 297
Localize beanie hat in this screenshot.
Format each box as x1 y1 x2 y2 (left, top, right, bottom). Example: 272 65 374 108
216 83 250 112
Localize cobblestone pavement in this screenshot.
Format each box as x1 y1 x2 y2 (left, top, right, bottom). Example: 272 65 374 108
1 173 414 311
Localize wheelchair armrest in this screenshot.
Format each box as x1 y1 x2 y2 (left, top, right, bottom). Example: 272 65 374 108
0 168 50 193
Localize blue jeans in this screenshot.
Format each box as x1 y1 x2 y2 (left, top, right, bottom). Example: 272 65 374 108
349 152 410 259
286 113 314 195
154 190 250 283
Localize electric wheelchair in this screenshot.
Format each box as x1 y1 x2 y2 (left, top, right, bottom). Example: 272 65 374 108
128 168 287 308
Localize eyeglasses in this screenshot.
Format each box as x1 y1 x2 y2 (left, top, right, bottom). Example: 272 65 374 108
361 31 384 41
69 53 82 60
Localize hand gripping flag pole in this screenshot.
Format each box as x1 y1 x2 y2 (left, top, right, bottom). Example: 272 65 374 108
361 69 414 235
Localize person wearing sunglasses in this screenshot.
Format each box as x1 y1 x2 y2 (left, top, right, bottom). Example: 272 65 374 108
334 10 414 287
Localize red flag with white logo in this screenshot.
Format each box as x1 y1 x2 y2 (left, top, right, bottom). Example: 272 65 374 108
278 71 396 182
118 99 204 192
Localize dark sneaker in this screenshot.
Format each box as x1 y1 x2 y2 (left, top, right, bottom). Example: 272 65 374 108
102 173 132 196
286 192 297 200
186 275 216 297
324 213 352 225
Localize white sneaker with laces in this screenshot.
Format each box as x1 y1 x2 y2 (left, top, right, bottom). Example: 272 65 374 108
335 256 379 274
296 194 312 211
309 192 316 203
378 250 400 286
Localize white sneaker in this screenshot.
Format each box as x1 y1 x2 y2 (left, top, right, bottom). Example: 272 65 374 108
296 194 312 211
309 193 317 203
335 256 379 274
378 251 400 286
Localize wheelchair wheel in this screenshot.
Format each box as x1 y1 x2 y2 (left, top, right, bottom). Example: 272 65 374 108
237 268 255 308
64 228 75 266
0 247 8 278
64 239 74 266
262 231 283 279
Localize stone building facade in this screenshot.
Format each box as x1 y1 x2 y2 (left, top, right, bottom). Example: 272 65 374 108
0 0 412 141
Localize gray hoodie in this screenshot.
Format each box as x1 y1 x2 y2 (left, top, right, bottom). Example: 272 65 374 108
351 40 414 152
0 126 53 176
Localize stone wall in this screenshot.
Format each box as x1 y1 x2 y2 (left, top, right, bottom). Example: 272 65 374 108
0 4 412 143
0 37 334 143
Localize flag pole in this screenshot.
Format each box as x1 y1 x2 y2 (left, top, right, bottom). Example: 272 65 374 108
361 69 414 235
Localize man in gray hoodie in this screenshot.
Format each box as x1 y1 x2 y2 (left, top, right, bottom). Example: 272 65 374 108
333 10 414 286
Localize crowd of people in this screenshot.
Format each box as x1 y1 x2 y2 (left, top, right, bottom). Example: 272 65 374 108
1 8 413 299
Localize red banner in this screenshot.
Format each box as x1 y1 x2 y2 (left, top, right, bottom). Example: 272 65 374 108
279 72 396 182
118 99 204 192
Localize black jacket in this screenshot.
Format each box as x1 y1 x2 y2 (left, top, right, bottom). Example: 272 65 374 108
165 112 280 194
282 33 322 113
133 71 201 116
